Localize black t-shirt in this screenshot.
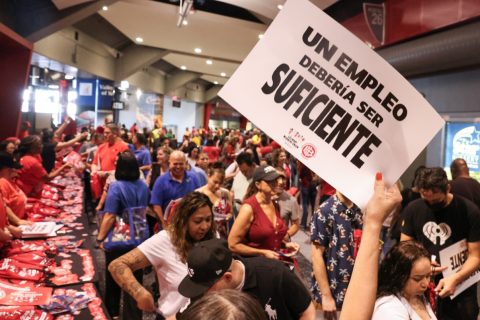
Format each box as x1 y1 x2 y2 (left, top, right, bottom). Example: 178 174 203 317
401 196 480 258
41 142 57 173
240 256 312 320
451 177 480 208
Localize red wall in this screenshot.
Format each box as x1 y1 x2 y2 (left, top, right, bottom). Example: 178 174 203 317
0 23 32 139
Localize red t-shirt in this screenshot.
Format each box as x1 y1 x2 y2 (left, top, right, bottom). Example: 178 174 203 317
321 181 336 197
0 196 7 248
16 155 47 198
0 178 27 219
92 141 128 172
243 195 287 252
202 146 221 163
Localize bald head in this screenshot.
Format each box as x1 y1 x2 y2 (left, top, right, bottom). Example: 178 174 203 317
169 150 187 180
450 158 469 179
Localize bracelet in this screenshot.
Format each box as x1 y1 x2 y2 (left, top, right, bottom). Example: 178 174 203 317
96 238 105 244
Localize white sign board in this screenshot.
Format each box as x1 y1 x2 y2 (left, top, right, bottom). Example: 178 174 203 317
439 239 480 299
219 0 444 208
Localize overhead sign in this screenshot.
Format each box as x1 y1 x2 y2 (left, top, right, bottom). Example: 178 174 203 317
439 239 480 299
219 0 444 208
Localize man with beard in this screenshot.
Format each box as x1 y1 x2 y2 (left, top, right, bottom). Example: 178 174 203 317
401 167 480 320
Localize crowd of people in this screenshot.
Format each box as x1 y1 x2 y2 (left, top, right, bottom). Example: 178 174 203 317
1 117 480 320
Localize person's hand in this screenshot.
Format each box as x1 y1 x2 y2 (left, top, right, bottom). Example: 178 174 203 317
0 228 13 242
431 260 448 276
17 219 34 226
284 242 300 256
136 288 156 312
321 294 338 320
7 225 22 239
435 274 459 297
80 132 89 140
62 163 73 170
262 249 280 260
363 172 402 228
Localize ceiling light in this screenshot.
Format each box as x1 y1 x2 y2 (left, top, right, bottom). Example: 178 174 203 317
194 48 202 54
277 4 283 10
181 65 187 70
206 59 213 65
65 74 74 80
102 6 108 11
135 37 144 43
258 34 264 39
182 20 188 26
220 72 226 77
214 81 218 85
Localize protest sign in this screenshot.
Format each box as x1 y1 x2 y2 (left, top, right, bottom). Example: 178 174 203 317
218 0 444 207
439 239 480 299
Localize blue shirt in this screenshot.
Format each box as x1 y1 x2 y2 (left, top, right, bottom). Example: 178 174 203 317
104 179 150 215
190 167 207 187
130 145 152 177
310 195 362 309
150 171 201 211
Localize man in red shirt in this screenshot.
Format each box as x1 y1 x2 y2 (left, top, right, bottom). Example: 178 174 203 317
92 124 128 174
91 124 128 198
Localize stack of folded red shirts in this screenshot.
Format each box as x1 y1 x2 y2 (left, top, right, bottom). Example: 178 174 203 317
0 306 53 320
0 259 45 282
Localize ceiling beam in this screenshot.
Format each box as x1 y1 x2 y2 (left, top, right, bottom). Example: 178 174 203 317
27 0 119 43
205 86 222 103
165 71 202 93
115 45 168 81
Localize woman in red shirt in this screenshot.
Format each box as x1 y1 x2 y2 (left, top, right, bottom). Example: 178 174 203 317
0 158 27 219
228 165 298 259
272 148 291 190
16 136 71 198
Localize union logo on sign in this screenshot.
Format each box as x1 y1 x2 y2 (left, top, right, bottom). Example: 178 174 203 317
302 143 316 159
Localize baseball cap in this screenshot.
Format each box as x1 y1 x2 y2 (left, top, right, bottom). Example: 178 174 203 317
0 152 21 169
253 165 281 182
178 239 233 298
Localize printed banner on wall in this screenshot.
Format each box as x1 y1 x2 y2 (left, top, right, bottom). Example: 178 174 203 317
219 0 444 208
444 122 480 175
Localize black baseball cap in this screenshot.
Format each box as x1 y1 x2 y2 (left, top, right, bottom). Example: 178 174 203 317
178 239 233 298
0 152 21 169
253 164 281 182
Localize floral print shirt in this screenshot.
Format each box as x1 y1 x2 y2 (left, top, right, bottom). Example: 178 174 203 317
310 194 363 309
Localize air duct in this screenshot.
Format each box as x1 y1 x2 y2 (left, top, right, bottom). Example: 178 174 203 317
377 19 480 78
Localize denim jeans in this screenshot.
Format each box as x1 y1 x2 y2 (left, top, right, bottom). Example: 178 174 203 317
300 185 317 227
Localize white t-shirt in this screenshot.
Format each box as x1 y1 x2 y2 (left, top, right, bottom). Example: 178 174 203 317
231 171 251 202
137 230 189 317
372 295 437 320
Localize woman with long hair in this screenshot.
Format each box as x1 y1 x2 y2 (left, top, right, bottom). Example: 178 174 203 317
16 135 71 197
96 150 150 320
196 163 232 237
272 148 290 190
372 241 437 320
228 165 298 259
108 191 216 319
147 146 171 190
